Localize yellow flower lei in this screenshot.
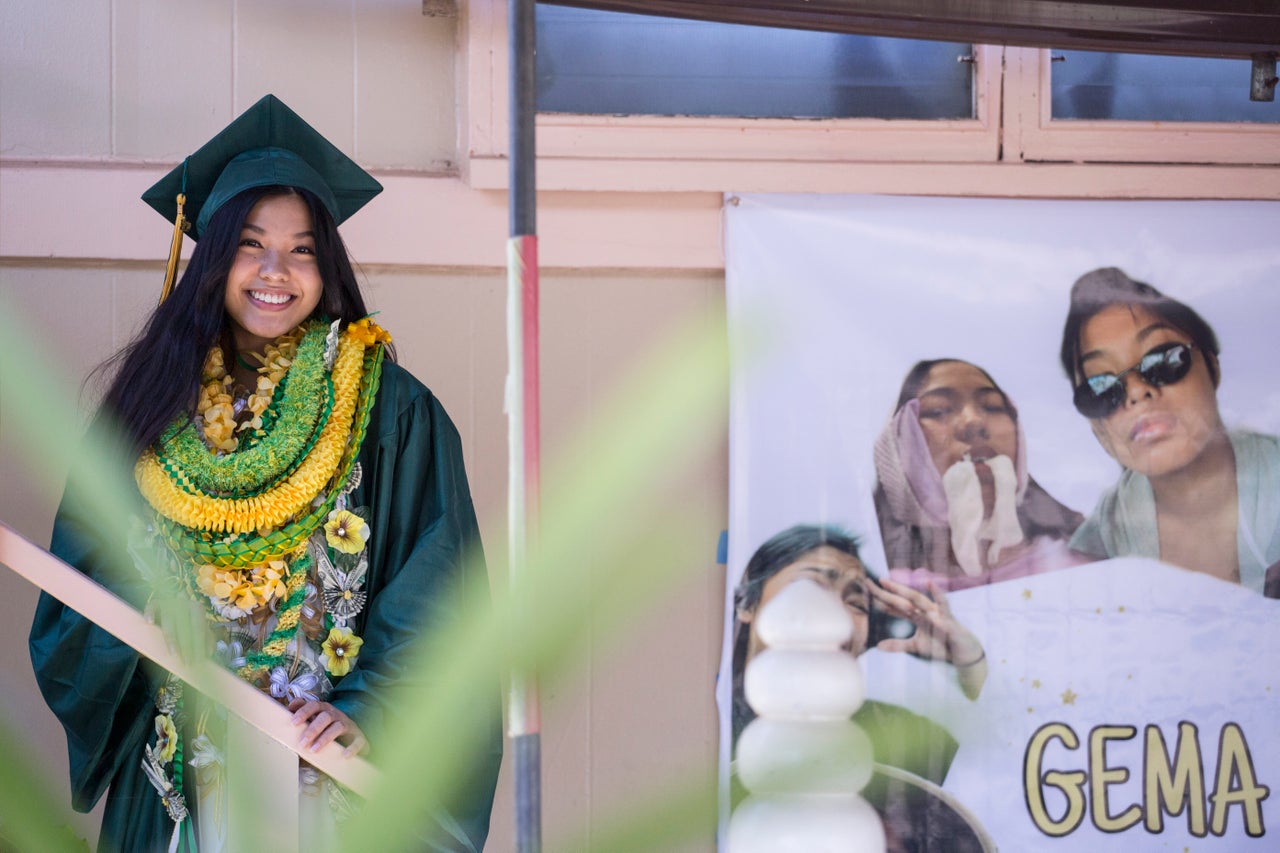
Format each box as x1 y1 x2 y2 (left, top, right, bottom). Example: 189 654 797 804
198 347 237 453
135 325 370 534
195 560 290 619
240 334 301 435
196 331 300 453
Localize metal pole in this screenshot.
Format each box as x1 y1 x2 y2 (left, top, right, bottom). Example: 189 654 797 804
507 0 541 851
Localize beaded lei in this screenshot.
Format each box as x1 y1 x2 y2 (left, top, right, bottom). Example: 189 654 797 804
130 317 391 845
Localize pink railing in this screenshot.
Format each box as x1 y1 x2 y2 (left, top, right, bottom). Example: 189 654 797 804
0 521 377 851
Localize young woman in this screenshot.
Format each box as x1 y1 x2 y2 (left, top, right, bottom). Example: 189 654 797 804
28 96 500 851
1060 267 1280 594
873 359 1085 589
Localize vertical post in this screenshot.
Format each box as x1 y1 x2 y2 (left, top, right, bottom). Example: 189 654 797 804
507 0 542 851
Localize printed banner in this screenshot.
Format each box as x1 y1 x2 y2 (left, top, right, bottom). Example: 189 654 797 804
718 195 1280 851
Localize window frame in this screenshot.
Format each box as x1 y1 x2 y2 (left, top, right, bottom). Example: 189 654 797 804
461 0 1280 194
1005 47 1280 166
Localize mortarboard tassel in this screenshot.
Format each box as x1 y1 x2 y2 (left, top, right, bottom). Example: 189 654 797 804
158 192 190 304
159 159 191 305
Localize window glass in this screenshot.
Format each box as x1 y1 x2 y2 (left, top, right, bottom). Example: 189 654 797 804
535 6 975 120
1051 50 1280 123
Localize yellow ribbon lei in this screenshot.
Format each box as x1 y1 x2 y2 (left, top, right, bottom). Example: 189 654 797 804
136 328 368 534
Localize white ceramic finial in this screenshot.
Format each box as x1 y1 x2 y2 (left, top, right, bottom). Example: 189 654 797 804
744 649 865 719
728 794 886 853
730 577 884 852
745 578 865 718
736 718 874 794
755 577 854 649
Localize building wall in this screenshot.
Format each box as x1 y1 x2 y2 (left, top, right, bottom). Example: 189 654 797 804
1 1 726 849
0 0 457 169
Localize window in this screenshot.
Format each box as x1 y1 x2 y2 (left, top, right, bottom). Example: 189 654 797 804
1008 47 1280 166
460 0 1280 192
1050 50 1280 123
536 6 975 120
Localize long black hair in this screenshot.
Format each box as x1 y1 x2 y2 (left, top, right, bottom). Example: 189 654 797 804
97 185 373 458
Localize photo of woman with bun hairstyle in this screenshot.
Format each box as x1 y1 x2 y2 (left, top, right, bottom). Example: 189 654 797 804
873 360 1086 590
1060 267 1280 595
731 525 988 779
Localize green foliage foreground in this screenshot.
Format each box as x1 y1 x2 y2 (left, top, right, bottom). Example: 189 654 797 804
0 299 729 852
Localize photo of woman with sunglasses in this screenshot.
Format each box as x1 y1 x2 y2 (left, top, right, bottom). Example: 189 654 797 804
1060 267 1280 596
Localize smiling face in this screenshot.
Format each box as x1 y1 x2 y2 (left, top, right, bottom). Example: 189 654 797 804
744 546 872 661
1077 304 1225 481
224 192 324 353
914 361 1019 478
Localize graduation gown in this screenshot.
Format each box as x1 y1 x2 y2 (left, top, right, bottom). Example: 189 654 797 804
29 361 502 852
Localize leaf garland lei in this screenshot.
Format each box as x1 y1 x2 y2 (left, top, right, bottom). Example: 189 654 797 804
157 324 332 496
154 351 382 572
135 325 373 534
134 318 387 651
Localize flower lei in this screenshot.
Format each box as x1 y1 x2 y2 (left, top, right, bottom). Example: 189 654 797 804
140 676 197 851
136 328 369 534
194 559 291 620
134 318 389 834
136 318 386 670
196 330 300 454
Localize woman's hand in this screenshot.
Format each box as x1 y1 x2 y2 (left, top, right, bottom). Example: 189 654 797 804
288 698 368 757
870 578 987 699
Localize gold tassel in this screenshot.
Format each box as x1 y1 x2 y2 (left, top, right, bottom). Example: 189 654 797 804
159 192 190 304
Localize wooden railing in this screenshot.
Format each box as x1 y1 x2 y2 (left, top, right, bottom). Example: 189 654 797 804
0 522 378 852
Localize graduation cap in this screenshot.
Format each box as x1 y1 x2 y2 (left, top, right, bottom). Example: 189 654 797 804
143 94 383 301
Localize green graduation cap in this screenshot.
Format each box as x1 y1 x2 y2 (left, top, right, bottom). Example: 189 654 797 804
142 94 383 301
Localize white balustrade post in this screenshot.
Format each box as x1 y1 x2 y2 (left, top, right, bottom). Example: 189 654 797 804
729 578 886 853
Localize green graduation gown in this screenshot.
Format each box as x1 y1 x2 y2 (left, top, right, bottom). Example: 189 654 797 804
29 361 502 852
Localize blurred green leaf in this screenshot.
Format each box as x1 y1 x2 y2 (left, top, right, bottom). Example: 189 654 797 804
0 292 730 852
342 316 728 849
0 722 87 853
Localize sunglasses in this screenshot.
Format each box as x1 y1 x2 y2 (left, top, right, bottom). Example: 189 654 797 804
1073 341 1196 418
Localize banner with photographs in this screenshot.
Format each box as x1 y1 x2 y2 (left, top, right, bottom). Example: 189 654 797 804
717 195 1280 851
